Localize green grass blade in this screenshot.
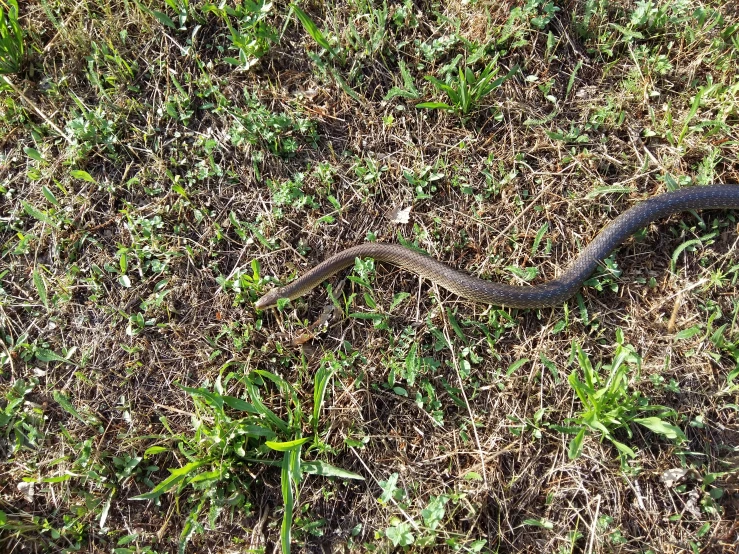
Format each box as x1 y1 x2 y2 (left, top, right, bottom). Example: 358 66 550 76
415 101 452 110
312 364 335 434
302 460 364 480
33 269 47 308
671 238 702 272
330 68 362 102
21 200 56 227
610 439 636 458
291 4 336 57
52 391 90 425
130 460 205 500
243 380 289 433
568 428 586 459
222 395 258 413
177 384 225 415
679 86 703 144
280 447 302 554
266 437 309 451
633 417 686 441
0 0 24 75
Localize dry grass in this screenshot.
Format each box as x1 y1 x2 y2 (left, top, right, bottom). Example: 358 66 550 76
1 0 739 552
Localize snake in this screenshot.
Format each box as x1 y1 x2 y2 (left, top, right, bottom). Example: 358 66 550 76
255 184 739 310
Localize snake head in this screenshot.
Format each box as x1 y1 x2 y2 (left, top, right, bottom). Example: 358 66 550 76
254 288 285 310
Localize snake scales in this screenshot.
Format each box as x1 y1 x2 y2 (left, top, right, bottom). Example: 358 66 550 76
255 185 739 310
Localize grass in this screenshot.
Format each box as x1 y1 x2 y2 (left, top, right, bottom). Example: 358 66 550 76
1 0 739 552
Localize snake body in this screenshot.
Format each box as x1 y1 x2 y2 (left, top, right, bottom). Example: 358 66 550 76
255 185 739 310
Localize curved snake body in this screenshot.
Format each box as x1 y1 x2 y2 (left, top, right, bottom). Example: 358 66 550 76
255 185 739 310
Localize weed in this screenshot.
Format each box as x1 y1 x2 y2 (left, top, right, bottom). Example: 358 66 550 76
403 163 445 200
162 75 194 125
204 0 277 69
417 58 518 116
0 0 23 75
291 4 338 59
229 92 316 157
566 330 687 461
218 256 288 313
0 378 42 456
65 96 119 159
136 0 202 31
346 1 388 58
383 59 420 102
132 368 362 554
85 40 138 95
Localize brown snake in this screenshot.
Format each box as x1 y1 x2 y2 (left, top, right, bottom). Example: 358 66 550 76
255 185 739 310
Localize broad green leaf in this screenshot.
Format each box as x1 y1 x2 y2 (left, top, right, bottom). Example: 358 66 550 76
280 448 301 554
179 385 224 411
590 419 611 437
24 147 43 161
302 460 364 480
348 312 385 321
531 222 548 255
70 169 97 183
42 474 73 483
634 417 686 441
421 495 448 529
568 372 590 405
52 391 88 425
243 380 289 432
608 23 644 40
680 87 704 144
37 348 72 364
568 428 586 459
22 200 55 226
188 469 222 484
143 446 168 457
415 101 452 110
179 497 206 554
33 269 48 308
119 251 128 273
389 292 411 311
151 10 176 29
585 185 635 198
242 424 277 439
487 65 519 92
331 69 362 102
42 185 59 206
671 239 702 272
611 439 636 458
222 395 258 413
253 369 290 391
664 173 680 192
291 4 336 56
379 472 399 504
312 365 335 433
385 522 414 547
266 437 309 452
130 461 205 500
506 358 529 377
673 326 702 341
522 518 554 529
